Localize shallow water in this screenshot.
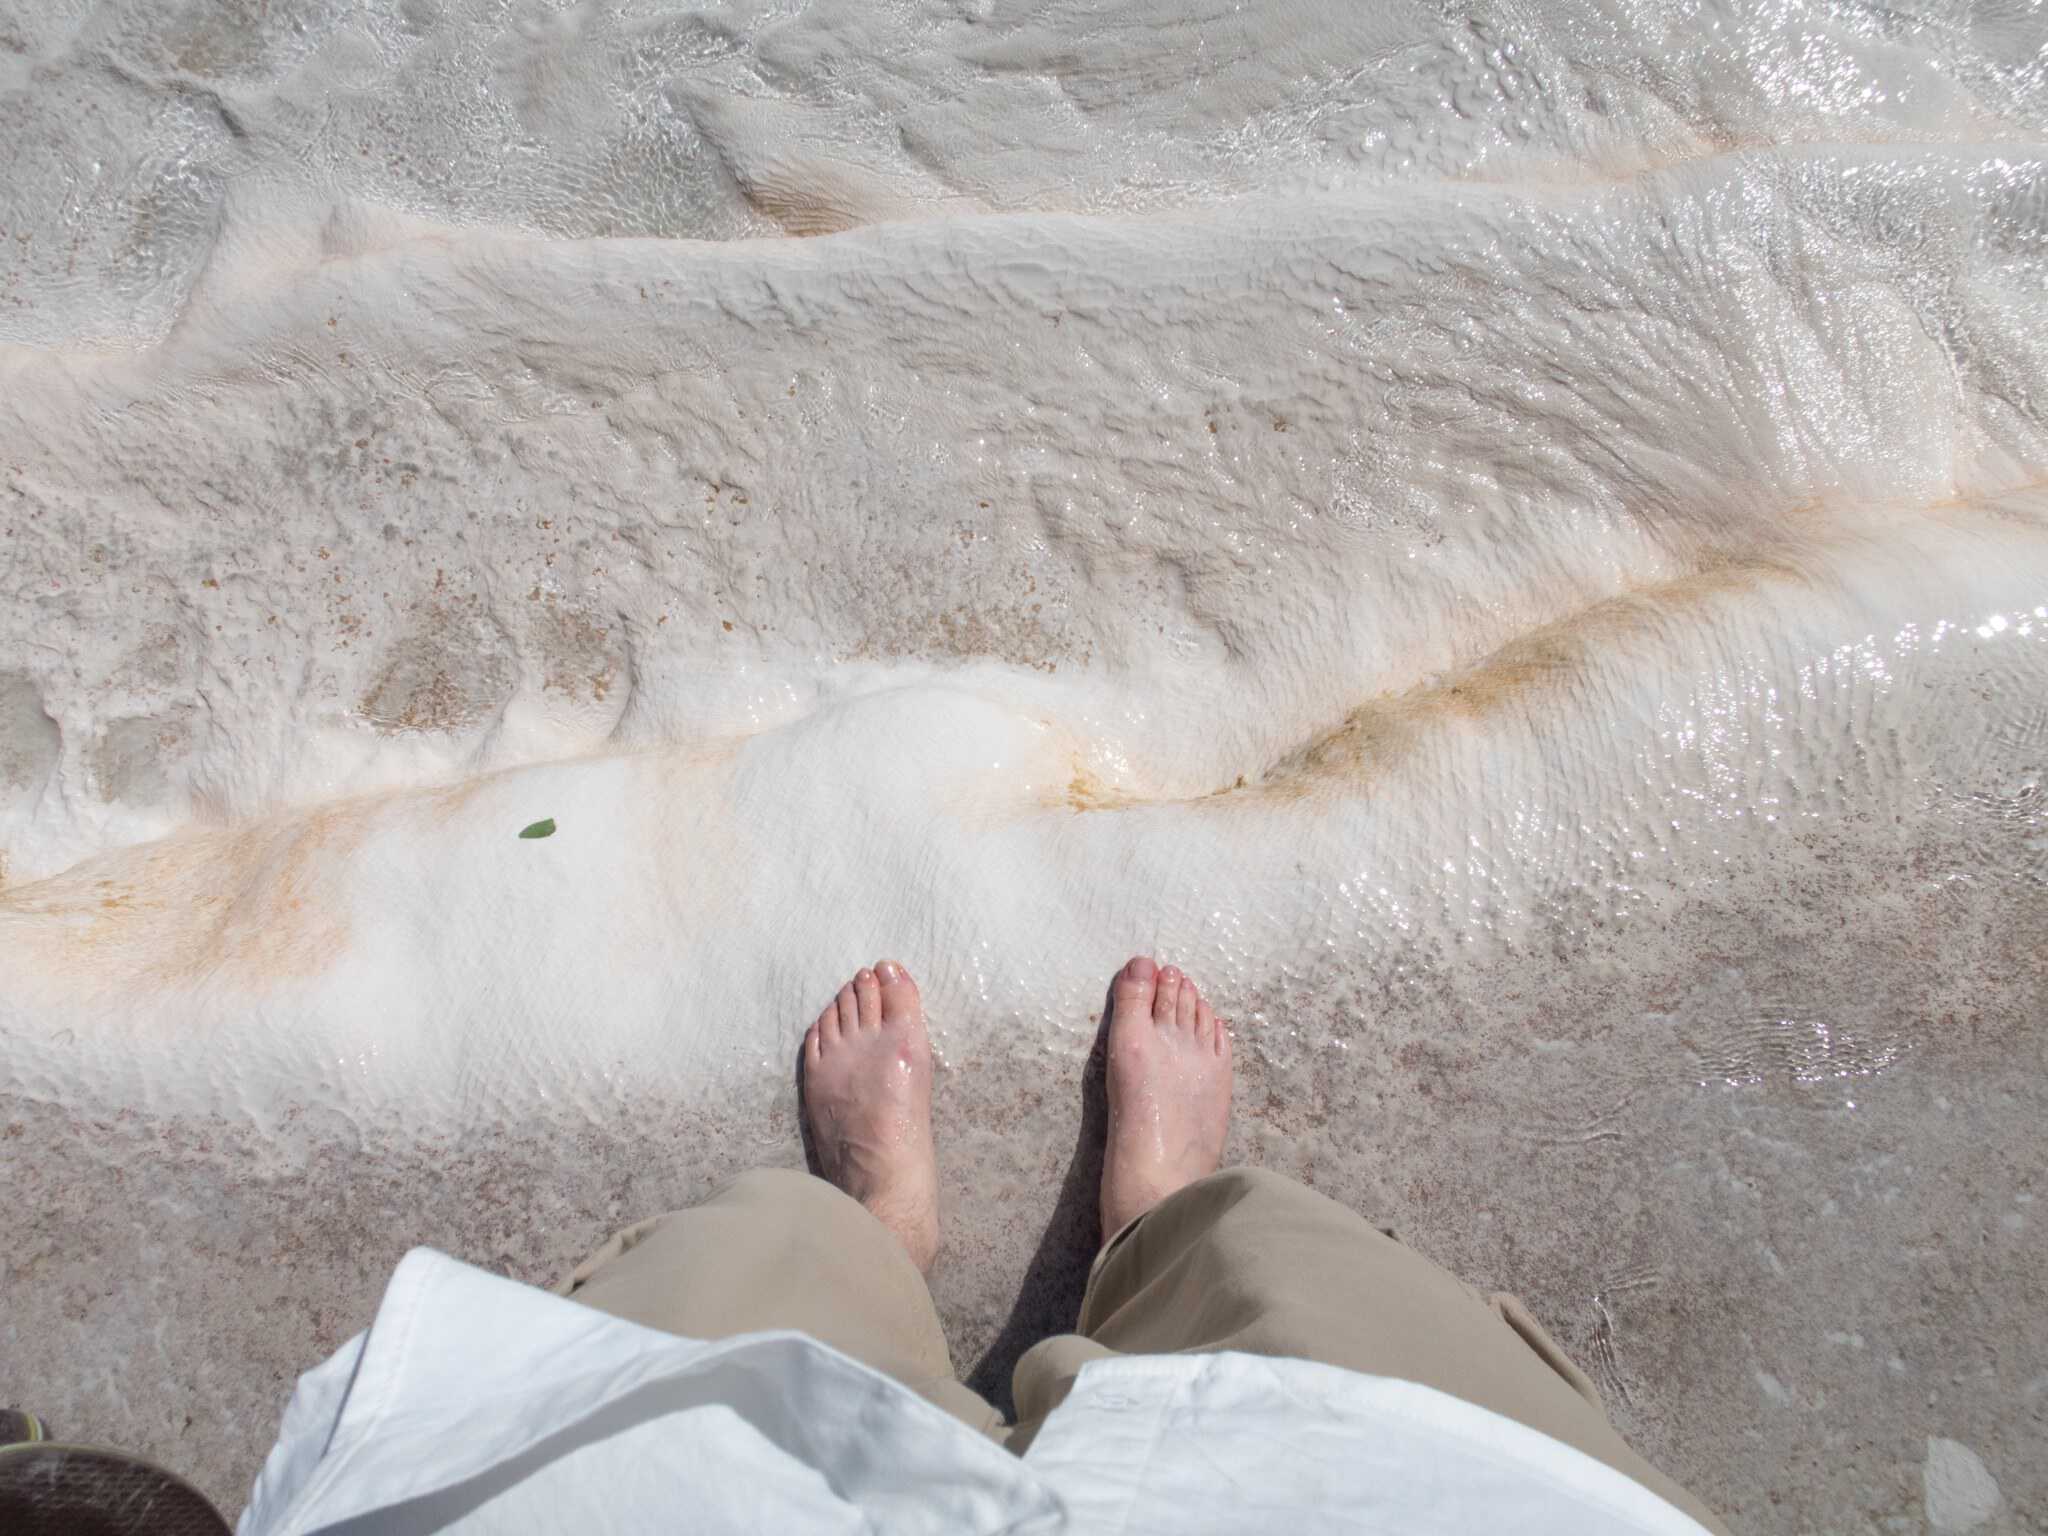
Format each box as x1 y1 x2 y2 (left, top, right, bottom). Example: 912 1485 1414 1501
2 0 2046 1527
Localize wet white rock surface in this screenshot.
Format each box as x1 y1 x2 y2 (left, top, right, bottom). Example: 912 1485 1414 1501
3 0 2046 1526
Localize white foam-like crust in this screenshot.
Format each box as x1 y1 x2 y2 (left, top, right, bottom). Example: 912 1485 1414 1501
5 151 2047 1119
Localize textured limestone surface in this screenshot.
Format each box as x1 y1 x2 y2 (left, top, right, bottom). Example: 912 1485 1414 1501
4 0 2047 1529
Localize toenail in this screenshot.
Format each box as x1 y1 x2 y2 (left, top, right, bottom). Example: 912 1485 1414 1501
858 968 875 983
877 961 903 982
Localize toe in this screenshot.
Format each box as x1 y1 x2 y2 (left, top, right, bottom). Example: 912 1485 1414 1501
805 1021 823 1063
1153 965 1181 1026
817 1001 840 1045
836 983 860 1037
875 960 920 1027
1177 974 1199 1035
854 967 881 1030
1112 955 1158 1025
1195 998 1217 1050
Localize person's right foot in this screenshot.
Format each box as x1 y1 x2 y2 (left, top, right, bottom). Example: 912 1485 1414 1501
1100 955 1233 1239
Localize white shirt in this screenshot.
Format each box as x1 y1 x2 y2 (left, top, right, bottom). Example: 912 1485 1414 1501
239 1249 1711 1535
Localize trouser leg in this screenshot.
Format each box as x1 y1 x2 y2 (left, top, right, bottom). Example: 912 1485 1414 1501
1012 1167 1725 1533
559 1167 1002 1435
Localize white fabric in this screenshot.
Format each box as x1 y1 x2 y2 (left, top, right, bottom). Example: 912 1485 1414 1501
239 1249 1711 1536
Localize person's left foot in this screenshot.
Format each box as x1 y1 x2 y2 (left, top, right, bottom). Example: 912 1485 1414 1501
803 961 941 1272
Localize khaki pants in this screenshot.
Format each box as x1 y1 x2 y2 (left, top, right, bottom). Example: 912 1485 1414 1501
561 1166 1723 1533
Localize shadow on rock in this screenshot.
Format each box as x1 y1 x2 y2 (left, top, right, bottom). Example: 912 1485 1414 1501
961 984 1113 1416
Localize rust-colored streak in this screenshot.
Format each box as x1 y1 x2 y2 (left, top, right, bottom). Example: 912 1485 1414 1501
1044 546 1820 817
0 802 368 993
1256 550 1813 800
1061 764 1141 814
1260 550 1815 800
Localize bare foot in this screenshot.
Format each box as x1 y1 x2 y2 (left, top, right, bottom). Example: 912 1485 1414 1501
803 960 941 1272
1100 955 1233 1239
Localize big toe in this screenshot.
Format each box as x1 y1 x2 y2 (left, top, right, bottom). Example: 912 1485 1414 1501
1112 955 1158 1023
875 959 921 1028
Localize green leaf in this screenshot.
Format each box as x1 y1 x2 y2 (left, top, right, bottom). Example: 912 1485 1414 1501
518 818 557 839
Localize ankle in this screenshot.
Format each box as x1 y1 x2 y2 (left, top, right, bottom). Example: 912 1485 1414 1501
866 1190 939 1272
